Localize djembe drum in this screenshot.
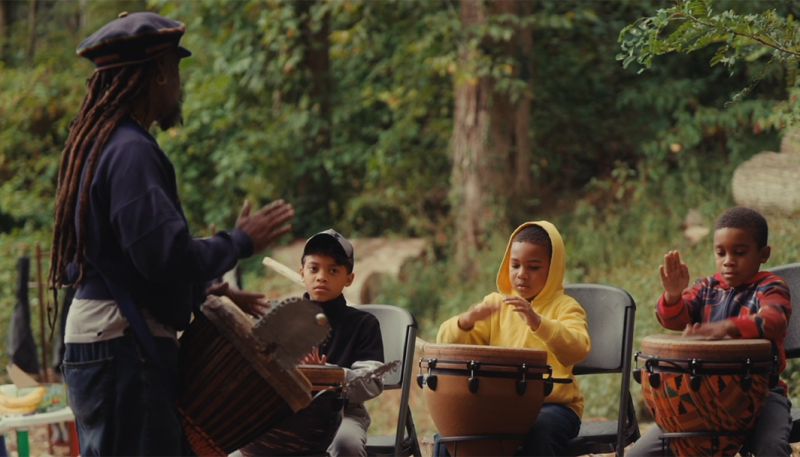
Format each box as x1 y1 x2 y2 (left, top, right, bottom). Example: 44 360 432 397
240 365 347 456
418 344 557 456
634 334 778 457
177 295 328 456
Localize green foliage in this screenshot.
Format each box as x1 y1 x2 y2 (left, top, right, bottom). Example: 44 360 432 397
618 0 800 125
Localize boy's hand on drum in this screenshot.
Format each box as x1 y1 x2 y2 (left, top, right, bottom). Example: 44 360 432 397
503 296 542 331
682 320 740 340
206 282 270 317
660 250 690 305
458 302 500 330
300 347 327 365
236 199 295 254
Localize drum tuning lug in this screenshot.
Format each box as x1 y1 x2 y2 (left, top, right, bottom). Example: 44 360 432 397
427 375 438 391
544 379 553 396
416 373 424 389
649 372 661 389
633 369 642 385
769 373 779 388
741 376 753 392
468 377 480 394
516 380 527 396
690 375 701 392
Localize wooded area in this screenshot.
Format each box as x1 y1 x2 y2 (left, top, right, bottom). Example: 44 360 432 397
2 0 800 418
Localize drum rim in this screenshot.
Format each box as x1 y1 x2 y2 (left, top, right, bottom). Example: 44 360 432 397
422 343 548 364
634 352 778 375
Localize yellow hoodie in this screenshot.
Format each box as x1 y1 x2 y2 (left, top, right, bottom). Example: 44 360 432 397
437 221 590 418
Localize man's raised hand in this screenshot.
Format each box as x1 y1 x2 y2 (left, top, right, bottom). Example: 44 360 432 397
236 199 294 254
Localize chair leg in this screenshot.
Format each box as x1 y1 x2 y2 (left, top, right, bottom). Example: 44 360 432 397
405 408 421 457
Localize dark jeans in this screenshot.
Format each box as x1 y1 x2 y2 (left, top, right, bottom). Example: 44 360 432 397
62 331 185 456
433 403 582 457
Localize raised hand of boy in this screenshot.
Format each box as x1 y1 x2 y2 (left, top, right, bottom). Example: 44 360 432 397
457 301 501 331
300 347 327 365
503 296 542 331
682 320 740 340
660 250 690 305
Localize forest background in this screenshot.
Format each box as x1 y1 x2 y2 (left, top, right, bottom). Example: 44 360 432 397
1 0 800 434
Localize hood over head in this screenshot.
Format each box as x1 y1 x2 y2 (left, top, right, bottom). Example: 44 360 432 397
496 221 566 304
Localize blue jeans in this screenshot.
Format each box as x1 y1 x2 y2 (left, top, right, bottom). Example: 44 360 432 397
62 331 185 456
433 404 581 457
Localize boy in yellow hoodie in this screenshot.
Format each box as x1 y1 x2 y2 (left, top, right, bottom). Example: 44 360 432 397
436 221 591 456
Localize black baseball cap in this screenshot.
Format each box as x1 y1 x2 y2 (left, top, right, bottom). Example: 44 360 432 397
77 12 192 70
302 229 355 271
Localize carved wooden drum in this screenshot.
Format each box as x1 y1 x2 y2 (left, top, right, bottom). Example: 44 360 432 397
634 334 778 457
177 296 322 456
240 365 347 456
418 344 553 456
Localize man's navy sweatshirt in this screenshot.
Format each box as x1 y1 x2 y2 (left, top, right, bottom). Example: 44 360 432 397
72 120 253 330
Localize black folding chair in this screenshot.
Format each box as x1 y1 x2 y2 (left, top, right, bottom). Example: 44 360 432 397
359 305 422 457
730 262 800 457
564 283 641 457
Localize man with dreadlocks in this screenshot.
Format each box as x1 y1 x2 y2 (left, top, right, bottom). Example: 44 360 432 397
49 12 295 456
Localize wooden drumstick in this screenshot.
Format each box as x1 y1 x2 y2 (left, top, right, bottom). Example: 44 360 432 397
262 256 431 350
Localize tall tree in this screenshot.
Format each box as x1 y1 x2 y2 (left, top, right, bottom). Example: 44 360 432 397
293 0 334 236
0 1 13 63
451 0 533 274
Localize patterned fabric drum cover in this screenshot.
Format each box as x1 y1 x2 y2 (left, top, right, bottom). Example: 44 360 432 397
636 334 777 457
418 344 551 457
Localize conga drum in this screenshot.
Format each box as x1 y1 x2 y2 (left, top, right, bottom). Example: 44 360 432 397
240 365 347 456
418 344 553 456
634 334 778 457
177 295 328 456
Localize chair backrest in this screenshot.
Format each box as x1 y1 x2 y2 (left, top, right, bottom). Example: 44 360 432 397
356 304 419 456
768 262 800 358
564 283 636 375
356 304 418 388
564 283 638 456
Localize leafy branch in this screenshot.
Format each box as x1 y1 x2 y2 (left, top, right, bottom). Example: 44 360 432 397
617 0 800 73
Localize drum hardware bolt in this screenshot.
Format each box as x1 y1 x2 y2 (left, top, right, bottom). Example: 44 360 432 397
467 363 480 393
416 373 425 389
315 313 328 326
544 378 553 396
516 380 528 396
515 367 528 396
427 375 438 391
741 358 753 392
633 369 642 384
649 372 661 389
741 375 753 392
468 376 480 394
689 375 702 392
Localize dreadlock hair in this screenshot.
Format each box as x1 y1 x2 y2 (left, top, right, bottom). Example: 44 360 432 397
47 62 157 332
715 206 769 249
513 224 552 257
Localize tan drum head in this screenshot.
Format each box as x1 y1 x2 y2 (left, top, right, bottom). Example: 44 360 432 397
423 343 547 366
641 333 772 360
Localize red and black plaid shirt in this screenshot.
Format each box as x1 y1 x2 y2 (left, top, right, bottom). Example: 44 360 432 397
657 271 792 384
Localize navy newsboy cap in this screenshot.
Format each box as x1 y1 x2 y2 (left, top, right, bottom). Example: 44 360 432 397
77 12 192 70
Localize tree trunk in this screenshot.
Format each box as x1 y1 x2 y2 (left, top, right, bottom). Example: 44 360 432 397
511 1 533 213
0 0 13 63
293 0 333 235
451 0 533 275
27 0 36 63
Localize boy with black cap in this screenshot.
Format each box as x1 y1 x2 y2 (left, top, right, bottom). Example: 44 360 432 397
51 12 294 456
299 229 385 457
